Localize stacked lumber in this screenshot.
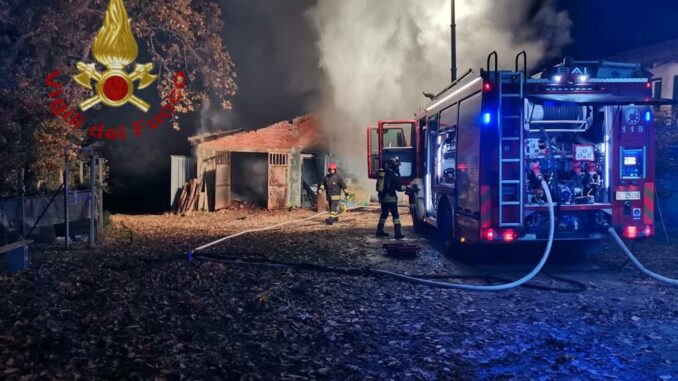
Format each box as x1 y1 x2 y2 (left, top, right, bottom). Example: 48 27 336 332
173 179 202 215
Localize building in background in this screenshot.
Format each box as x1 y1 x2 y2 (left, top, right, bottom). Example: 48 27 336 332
610 39 678 114
175 114 330 210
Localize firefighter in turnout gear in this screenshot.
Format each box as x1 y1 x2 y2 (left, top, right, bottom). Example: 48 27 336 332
319 162 347 225
376 157 409 239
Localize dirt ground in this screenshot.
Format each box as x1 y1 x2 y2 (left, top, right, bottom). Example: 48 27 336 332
1 206 677 380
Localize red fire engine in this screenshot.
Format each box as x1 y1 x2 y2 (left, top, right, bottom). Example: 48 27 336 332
367 53 661 252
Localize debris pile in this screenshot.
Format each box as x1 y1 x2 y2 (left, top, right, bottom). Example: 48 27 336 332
173 179 202 214
226 200 260 211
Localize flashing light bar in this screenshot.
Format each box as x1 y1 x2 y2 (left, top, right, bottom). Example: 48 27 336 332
483 112 492 125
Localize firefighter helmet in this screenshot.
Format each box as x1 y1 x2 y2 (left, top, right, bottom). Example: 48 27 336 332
328 162 337 171
388 157 400 169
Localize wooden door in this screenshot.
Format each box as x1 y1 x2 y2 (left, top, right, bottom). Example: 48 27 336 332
267 153 289 209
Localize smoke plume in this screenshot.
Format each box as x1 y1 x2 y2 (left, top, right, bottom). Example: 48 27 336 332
308 0 572 179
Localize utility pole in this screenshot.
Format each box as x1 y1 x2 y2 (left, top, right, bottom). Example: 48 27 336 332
89 152 96 247
19 169 25 238
450 0 457 82
64 148 69 249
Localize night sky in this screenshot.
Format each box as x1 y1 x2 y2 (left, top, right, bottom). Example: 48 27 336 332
109 1 678 213
559 0 678 58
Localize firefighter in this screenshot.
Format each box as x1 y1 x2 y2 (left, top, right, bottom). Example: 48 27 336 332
319 162 347 225
376 157 409 239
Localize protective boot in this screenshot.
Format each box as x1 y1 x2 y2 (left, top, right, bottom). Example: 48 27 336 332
325 217 334 225
394 224 404 240
375 223 389 237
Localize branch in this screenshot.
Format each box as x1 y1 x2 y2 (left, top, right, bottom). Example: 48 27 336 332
74 0 103 16
81 37 94 62
144 26 203 64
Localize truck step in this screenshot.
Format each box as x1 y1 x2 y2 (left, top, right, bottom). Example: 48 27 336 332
500 201 521 206
499 222 522 227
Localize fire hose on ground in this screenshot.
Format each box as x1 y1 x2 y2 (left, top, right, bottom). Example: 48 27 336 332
186 180 555 291
608 228 678 286
186 180 677 289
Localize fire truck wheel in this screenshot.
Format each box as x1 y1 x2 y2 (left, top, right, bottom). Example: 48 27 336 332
412 199 427 234
435 203 454 253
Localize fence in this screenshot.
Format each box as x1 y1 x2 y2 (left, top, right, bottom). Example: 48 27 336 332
0 190 96 241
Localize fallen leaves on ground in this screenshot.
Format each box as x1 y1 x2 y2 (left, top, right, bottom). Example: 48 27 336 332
0 208 676 380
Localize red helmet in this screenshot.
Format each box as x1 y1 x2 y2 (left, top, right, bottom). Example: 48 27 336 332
328 162 337 171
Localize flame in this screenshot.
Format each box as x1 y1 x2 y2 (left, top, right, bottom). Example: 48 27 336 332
92 0 138 69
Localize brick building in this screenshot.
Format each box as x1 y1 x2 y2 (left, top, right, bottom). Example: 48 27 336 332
182 114 330 210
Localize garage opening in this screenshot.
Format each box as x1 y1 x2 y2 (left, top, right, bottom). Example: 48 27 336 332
230 152 268 207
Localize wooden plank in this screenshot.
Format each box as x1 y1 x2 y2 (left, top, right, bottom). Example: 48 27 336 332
0 240 33 255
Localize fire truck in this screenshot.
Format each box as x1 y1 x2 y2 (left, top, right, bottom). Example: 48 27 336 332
367 53 660 252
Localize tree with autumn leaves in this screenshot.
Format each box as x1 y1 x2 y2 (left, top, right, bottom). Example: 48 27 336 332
0 0 236 194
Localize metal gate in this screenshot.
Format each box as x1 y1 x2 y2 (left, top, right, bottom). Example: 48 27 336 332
268 153 289 209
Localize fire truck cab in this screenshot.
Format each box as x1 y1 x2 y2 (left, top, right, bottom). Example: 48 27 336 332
367 53 661 251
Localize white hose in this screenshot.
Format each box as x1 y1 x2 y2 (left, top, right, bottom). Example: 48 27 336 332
374 179 555 291
192 211 329 253
189 182 555 291
191 205 377 255
608 227 678 287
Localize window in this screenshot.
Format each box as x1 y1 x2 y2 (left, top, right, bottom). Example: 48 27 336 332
440 104 458 130
653 79 663 99
456 94 482 211
436 129 456 185
382 127 408 148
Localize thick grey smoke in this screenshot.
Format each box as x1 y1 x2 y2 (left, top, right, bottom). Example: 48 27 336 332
309 0 572 179
198 102 240 135
206 0 323 133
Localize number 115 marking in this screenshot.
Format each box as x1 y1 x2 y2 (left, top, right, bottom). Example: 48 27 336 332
622 125 644 133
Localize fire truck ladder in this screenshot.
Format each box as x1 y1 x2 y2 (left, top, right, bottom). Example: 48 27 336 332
498 71 524 227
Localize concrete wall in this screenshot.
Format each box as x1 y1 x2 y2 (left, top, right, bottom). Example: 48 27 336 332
649 61 678 99
289 150 302 208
